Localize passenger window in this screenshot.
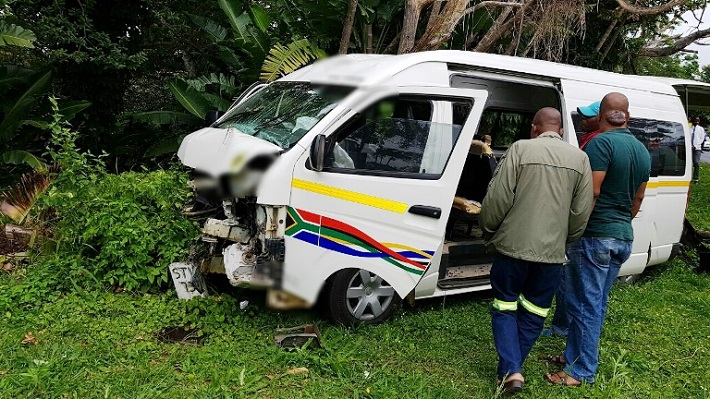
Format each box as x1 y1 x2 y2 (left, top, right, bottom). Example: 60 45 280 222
571 112 686 177
323 97 472 178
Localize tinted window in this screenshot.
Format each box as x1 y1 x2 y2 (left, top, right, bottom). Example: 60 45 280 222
628 119 685 177
571 112 686 177
323 97 471 178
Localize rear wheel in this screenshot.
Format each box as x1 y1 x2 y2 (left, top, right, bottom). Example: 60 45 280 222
326 269 400 326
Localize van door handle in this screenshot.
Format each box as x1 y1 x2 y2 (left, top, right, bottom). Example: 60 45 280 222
408 205 442 219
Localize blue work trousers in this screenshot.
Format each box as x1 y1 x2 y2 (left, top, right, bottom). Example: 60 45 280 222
490 253 563 380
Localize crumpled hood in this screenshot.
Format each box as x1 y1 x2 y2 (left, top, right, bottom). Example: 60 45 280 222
177 127 282 178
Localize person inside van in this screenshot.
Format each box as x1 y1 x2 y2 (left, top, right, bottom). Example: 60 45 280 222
544 92 651 387
691 116 707 183
480 107 593 396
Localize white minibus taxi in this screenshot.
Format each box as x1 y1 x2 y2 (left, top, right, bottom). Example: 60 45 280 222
173 50 710 324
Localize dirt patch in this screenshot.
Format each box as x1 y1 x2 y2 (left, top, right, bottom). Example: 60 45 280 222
157 327 205 345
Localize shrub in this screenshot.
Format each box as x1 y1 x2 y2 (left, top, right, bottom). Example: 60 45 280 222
34 98 200 292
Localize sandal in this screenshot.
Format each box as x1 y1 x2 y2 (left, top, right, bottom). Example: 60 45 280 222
545 371 581 387
537 354 566 366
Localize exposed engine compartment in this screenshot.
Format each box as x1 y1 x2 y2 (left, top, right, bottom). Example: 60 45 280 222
179 135 286 291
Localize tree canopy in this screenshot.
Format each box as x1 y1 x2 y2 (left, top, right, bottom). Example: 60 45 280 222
0 0 708 184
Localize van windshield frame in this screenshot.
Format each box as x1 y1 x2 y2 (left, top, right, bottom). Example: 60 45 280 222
217 82 353 149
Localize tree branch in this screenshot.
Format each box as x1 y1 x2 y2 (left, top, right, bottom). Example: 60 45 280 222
473 0 535 52
615 0 686 16
464 0 523 16
639 26 710 57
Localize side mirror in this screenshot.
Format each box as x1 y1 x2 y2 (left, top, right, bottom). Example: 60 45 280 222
309 134 326 171
205 110 225 126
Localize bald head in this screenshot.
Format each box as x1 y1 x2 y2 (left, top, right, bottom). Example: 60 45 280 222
599 92 630 131
530 107 563 138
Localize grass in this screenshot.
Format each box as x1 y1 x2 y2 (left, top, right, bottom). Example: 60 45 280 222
3 167 710 398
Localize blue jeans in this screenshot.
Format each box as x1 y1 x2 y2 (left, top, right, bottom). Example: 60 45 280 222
549 265 569 336
563 237 632 383
490 253 563 380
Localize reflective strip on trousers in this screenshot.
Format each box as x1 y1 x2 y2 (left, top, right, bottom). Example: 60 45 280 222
518 294 550 318
492 299 518 311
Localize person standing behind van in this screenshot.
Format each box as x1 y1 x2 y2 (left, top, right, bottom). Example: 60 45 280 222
577 101 602 150
542 100 601 338
480 108 593 396
545 92 651 387
691 116 707 183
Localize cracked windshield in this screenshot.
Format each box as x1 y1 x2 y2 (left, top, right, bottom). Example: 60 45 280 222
217 82 352 149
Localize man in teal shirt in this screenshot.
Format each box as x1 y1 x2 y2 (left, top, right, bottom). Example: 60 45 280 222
545 92 651 386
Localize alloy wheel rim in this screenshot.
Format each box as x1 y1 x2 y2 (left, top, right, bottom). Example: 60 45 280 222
346 270 395 320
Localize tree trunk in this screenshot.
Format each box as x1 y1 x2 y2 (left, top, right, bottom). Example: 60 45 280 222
599 28 622 62
384 32 401 54
399 0 425 54
339 0 359 54
366 24 374 54
426 0 444 31
414 1 526 53
412 0 468 52
595 19 619 52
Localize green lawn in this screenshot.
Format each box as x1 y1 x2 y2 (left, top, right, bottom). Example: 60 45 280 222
3 168 710 398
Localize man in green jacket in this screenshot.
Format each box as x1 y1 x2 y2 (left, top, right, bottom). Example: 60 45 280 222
480 107 593 395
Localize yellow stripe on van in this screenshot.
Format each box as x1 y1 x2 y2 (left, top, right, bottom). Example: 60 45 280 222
646 181 690 189
292 179 408 213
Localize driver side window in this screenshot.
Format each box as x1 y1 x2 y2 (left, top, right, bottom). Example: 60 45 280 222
323 96 470 178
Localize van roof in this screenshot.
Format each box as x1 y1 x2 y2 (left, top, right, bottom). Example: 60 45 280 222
282 50 679 96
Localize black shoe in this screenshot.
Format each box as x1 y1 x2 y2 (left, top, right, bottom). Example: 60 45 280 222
502 380 524 396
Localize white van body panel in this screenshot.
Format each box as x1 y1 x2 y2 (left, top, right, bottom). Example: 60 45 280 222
284 86 489 304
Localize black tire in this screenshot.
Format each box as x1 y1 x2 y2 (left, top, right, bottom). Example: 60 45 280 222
326 268 401 326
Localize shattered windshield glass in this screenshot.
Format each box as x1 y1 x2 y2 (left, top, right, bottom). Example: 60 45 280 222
217 82 353 149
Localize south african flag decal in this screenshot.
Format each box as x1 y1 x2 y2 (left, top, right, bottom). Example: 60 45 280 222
285 207 433 275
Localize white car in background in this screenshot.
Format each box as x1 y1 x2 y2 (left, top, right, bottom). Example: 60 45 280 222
703 139 710 151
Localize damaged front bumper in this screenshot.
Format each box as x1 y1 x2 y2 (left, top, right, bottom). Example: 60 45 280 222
171 195 308 309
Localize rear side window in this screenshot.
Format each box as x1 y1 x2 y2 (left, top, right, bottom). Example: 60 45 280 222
628 119 685 177
571 113 685 177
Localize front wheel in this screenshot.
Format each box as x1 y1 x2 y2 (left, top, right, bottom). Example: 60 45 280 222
326 269 401 326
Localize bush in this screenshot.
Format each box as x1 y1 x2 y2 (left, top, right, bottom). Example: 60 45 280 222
34 98 200 292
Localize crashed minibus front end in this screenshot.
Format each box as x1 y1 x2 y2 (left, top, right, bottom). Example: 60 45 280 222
172 81 351 309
